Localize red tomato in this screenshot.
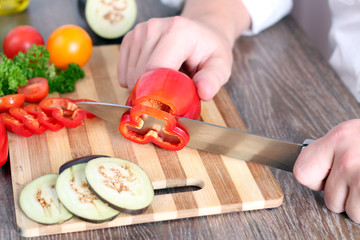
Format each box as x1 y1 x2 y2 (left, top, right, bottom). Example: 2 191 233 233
17 77 49 103
46 25 92 69
3 25 44 59
0 94 26 113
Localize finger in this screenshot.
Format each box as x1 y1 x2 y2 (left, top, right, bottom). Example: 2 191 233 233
192 58 231 101
146 17 196 71
118 31 133 88
126 24 146 90
134 19 165 88
293 137 335 191
323 167 348 213
345 182 360 223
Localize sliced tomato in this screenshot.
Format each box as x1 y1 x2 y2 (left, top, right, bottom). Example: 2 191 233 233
24 104 64 132
17 77 49 103
0 94 26 113
0 112 33 137
9 107 47 135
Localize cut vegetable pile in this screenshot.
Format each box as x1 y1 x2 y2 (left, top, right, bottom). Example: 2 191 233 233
0 97 96 137
0 24 94 167
19 156 154 224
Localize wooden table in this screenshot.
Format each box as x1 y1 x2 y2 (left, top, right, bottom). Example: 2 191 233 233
1 0 359 239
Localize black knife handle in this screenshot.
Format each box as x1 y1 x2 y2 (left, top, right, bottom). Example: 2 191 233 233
301 139 315 151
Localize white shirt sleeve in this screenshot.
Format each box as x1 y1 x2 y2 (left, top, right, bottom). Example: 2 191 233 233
241 0 293 35
161 0 293 35
328 0 360 102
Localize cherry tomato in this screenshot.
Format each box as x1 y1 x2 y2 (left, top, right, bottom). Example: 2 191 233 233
46 25 93 69
0 94 26 113
17 77 49 103
3 25 44 59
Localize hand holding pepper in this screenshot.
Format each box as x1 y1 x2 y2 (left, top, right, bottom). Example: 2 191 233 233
119 68 201 150
117 0 251 101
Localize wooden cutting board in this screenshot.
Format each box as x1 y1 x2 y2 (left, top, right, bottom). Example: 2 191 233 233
8 45 283 238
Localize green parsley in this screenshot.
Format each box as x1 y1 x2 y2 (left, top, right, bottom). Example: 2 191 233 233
0 54 27 96
0 45 85 97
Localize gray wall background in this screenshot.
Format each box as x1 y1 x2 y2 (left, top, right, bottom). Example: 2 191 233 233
291 0 332 59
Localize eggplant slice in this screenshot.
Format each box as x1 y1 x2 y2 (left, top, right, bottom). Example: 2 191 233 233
56 161 119 223
85 157 154 214
19 174 73 225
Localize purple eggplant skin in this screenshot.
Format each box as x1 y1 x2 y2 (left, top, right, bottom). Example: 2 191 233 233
59 155 109 174
57 157 119 223
87 184 151 215
75 212 119 224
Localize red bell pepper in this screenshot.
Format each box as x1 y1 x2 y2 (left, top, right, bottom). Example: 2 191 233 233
38 98 89 128
119 68 201 150
1 112 34 137
0 116 9 168
24 104 64 132
9 107 47 135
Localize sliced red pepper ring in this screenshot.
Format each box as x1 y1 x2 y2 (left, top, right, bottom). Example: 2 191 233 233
24 104 64 132
1 112 34 137
39 98 76 116
0 117 8 168
39 98 89 128
0 136 9 168
119 68 201 151
119 105 189 150
9 107 47 135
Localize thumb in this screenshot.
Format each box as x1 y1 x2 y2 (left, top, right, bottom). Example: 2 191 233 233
293 137 334 191
192 59 230 101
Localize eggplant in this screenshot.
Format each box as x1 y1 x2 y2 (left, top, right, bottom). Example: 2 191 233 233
59 155 109 174
19 174 73 225
85 157 154 214
85 0 137 39
56 157 119 223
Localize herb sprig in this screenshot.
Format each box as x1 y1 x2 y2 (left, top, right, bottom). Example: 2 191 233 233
0 45 85 97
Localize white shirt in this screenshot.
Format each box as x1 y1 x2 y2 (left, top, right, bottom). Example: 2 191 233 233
162 0 360 102
328 0 360 103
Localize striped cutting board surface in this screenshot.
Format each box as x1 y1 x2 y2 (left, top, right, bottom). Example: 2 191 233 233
8 45 283 237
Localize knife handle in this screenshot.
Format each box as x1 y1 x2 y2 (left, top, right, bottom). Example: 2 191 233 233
301 139 315 151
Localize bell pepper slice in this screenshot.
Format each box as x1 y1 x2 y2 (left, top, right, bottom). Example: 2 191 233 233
24 104 64 132
0 112 34 137
9 107 47 135
119 105 190 150
119 68 201 150
39 98 88 128
0 116 8 168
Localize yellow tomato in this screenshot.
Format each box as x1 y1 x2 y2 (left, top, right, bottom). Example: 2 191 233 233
46 25 92 69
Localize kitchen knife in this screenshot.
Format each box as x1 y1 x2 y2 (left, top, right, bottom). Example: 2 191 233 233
76 102 313 172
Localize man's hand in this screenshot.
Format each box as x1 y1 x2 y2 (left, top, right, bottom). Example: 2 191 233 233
118 16 234 101
293 119 360 223
117 0 251 101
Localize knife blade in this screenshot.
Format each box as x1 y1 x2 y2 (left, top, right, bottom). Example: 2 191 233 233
76 102 309 172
